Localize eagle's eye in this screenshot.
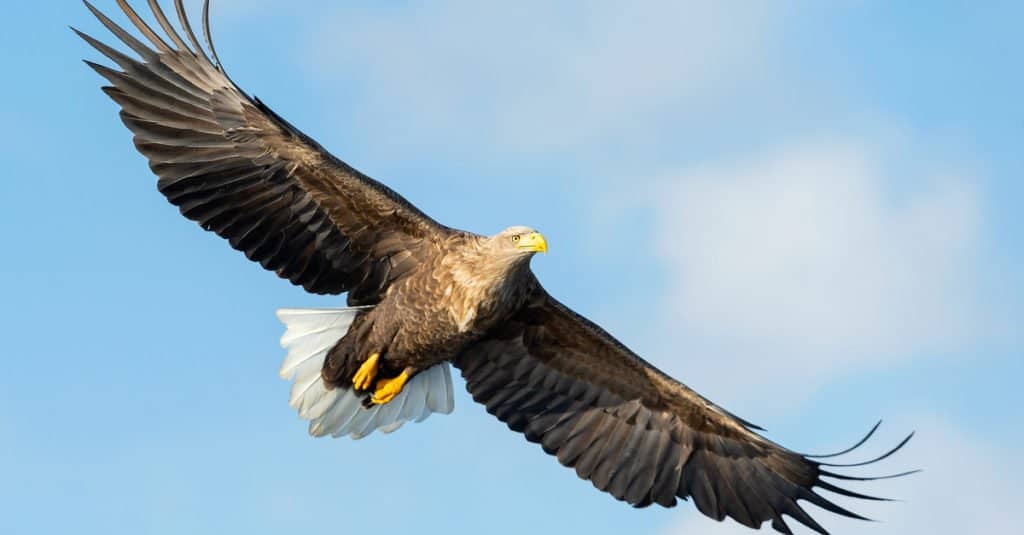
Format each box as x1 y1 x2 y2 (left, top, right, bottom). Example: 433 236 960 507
511 235 521 243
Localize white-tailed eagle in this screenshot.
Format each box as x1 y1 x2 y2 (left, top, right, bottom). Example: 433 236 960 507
76 2 914 533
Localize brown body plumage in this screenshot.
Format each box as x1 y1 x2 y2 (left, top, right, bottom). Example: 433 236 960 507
322 230 540 392
77 2 915 534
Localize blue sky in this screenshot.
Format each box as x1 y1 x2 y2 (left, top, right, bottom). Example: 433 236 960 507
2 1 1021 534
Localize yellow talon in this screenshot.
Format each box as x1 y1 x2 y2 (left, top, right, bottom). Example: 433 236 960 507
352 352 380 391
371 371 411 405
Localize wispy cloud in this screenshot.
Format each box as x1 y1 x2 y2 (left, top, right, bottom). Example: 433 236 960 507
646 140 983 405
306 0 791 157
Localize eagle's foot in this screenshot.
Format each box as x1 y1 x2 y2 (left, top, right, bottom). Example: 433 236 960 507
370 370 411 405
352 352 380 391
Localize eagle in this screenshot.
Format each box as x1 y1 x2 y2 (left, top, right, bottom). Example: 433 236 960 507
77 1 914 533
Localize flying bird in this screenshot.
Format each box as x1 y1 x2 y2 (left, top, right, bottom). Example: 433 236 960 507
76 1 914 533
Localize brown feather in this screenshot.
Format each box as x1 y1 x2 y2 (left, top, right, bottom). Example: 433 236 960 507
455 287 912 534
77 0 455 299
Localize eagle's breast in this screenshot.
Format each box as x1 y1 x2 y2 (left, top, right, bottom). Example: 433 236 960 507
434 241 530 335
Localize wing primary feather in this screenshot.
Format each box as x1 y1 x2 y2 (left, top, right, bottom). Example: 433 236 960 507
88 62 209 113
83 1 158 61
814 480 892 502
174 0 209 63
115 0 172 52
75 24 209 103
202 0 227 74
799 488 874 522
804 420 881 458
780 500 830 535
770 516 795 535
147 0 190 52
819 468 921 481
816 431 914 468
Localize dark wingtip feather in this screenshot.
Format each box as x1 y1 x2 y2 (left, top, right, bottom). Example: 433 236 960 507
805 420 881 459
781 422 916 531
820 468 921 482
771 516 794 535
817 431 914 468
202 0 221 68
802 489 874 522
816 480 892 502
784 501 831 535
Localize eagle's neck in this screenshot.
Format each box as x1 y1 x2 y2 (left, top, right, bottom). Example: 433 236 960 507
443 239 533 332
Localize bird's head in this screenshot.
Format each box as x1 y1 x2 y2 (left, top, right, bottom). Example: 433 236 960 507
489 226 548 259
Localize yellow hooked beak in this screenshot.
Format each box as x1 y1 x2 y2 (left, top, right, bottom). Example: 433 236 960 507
517 231 548 254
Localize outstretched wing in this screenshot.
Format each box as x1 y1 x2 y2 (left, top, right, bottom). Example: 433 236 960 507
455 288 913 535
76 0 454 302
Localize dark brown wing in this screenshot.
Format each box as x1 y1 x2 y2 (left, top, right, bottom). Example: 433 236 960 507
455 288 914 535
76 0 455 302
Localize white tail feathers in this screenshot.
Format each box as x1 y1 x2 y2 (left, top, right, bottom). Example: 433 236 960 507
276 307 455 439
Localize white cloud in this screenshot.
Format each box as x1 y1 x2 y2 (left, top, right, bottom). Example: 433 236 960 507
306 0 789 156
660 417 1023 535
648 141 982 403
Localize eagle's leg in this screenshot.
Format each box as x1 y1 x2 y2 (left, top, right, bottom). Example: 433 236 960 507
351 352 380 391
370 367 415 405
